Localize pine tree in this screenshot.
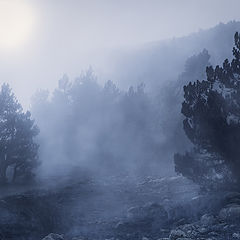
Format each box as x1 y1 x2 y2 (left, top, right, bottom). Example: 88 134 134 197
175 32 240 190
0 84 39 184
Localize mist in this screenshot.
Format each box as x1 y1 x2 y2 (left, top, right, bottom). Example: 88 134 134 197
28 21 240 184
1 1 240 240
1 0 240 108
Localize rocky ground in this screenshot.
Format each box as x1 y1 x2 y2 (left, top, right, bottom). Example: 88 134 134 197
0 176 239 240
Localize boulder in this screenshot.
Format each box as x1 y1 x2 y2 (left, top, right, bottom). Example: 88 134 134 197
219 204 240 221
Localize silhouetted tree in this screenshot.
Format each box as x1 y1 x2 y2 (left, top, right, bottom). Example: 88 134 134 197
0 84 39 184
158 49 211 155
175 32 240 190
32 69 161 177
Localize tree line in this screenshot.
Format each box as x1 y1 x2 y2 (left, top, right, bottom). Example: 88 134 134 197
2 32 240 191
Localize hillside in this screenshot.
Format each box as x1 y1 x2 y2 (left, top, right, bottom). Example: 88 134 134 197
107 21 240 91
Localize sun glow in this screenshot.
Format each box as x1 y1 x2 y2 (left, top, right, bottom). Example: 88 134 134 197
0 1 35 49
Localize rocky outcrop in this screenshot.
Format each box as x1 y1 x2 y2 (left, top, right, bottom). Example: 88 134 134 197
166 191 240 240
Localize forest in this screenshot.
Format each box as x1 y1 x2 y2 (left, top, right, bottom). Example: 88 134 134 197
1 5 240 240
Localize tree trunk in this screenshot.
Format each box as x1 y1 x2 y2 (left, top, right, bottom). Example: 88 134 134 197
0 162 7 184
12 164 18 183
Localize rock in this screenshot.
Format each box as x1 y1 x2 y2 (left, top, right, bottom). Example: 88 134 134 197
172 218 186 227
169 229 186 240
127 206 139 218
208 231 220 237
42 233 64 240
219 204 240 221
224 192 240 202
114 220 132 232
125 202 168 234
127 202 168 221
200 214 215 226
175 239 192 240
198 226 208 234
233 233 240 239
229 198 240 205
179 223 196 232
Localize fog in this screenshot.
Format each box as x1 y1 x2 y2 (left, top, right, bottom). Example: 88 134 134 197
1 2 240 239
26 20 240 183
1 0 240 108
2 0 239 182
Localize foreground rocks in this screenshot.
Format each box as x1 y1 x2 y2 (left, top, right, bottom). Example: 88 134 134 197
0 176 240 240
166 191 240 240
41 190 240 240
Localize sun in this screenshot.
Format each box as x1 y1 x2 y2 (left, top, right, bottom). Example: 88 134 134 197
0 1 35 49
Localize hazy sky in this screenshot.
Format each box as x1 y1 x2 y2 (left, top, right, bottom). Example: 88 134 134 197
0 0 240 108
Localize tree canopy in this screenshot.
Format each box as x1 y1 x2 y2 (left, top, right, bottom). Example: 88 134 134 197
175 32 240 190
0 84 39 184
32 69 162 177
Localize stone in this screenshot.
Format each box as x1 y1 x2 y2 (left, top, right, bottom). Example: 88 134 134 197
219 204 240 221
229 198 240 205
224 192 240 202
233 233 240 239
198 227 208 234
176 239 192 240
127 202 168 221
42 233 64 240
200 214 215 226
169 229 186 240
